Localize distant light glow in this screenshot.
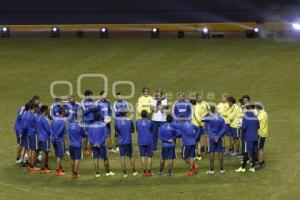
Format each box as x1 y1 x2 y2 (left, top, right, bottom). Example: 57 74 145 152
2 27 8 32
254 27 259 32
52 27 58 32
101 28 106 32
203 27 209 34
152 28 157 32
292 23 300 30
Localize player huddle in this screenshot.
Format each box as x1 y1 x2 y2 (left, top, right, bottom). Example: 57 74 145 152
13 87 268 179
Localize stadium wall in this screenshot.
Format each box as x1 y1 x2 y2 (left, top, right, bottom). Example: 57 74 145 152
0 0 299 24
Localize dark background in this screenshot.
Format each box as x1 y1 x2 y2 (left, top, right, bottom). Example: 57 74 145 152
1 0 300 24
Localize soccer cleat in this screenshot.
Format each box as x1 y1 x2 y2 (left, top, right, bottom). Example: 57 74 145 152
142 173 148 177
249 168 255 173
95 173 100 178
235 167 246 173
157 171 163 176
132 172 138 176
55 170 65 176
16 159 22 164
186 170 194 176
59 168 66 174
40 169 51 174
115 147 119 153
223 150 230 155
220 169 226 174
230 152 238 157
105 171 115 176
168 172 173 176
147 172 154 177
73 174 80 179
193 164 199 174
123 174 128 178
194 156 202 161
206 170 215 175
28 166 41 171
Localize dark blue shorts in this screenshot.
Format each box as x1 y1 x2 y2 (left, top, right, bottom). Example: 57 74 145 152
28 134 38 151
39 141 50 153
225 124 231 136
208 139 223 153
92 146 108 160
181 145 196 159
245 141 258 154
21 135 29 148
119 143 132 157
16 134 21 145
161 146 176 160
258 137 266 150
53 141 65 158
139 145 153 157
230 127 240 138
70 146 82 160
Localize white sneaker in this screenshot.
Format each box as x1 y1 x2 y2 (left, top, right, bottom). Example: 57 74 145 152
123 174 128 178
115 147 119 153
106 171 115 176
206 170 215 175
220 169 226 174
132 172 138 176
96 174 100 178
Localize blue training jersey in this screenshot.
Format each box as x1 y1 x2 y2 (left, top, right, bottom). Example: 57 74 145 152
63 101 81 122
172 121 200 145
68 121 85 147
202 114 227 140
87 121 107 146
173 100 192 121
27 112 38 136
158 122 178 147
37 115 51 142
96 99 112 118
20 110 29 137
242 111 260 142
14 106 25 136
136 118 153 145
115 117 134 145
50 102 61 119
114 100 129 117
81 98 97 123
51 117 66 142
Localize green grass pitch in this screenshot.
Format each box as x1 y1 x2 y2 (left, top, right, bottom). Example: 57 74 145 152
0 37 299 200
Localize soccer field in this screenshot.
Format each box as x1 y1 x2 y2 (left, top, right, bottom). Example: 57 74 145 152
0 37 299 200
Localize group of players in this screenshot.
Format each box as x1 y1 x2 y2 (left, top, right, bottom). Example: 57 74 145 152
13 87 268 179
